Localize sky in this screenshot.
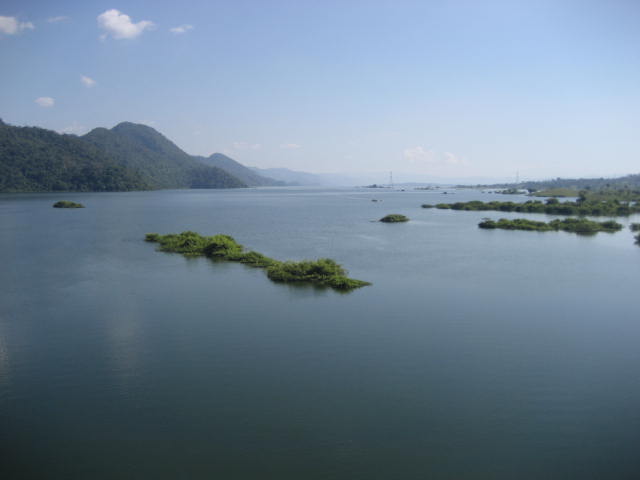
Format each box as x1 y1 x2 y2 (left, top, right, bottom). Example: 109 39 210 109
1 0 639 181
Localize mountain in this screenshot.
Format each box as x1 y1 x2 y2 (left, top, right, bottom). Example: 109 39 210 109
0 120 148 192
82 122 245 189
249 167 324 186
195 153 284 186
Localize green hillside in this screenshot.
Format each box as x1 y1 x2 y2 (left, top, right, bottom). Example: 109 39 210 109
196 152 283 187
0 120 148 192
83 123 245 189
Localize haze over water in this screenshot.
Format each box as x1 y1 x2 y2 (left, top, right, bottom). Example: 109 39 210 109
1 187 640 479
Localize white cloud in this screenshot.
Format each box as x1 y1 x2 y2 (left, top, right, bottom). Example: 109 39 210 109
35 97 55 108
60 122 87 135
0 16 34 35
404 146 469 168
169 24 193 34
280 143 301 150
233 141 261 150
443 151 468 166
81 75 96 87
404 146 437 164
97 9 154 40
47 16 69 23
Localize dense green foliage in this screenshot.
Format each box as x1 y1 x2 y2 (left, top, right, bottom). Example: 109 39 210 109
0 120 148 192
145 231 370 291
380 214 410 222
195 153 283 187
434 197 640 216
421 204 434 208
83 123 246 189
52 200 84 208
478 217 623 234
630 223 640 232
266 258 370 290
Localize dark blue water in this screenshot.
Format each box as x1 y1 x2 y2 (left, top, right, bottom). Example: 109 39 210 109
1 187 639 479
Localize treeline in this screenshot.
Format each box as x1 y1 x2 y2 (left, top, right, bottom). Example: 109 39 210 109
482 174 640 191
145 231 370 291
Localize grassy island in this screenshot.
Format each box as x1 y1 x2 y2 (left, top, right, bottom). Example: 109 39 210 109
53 200 84 208
433 198 640 217
380 214 409 223
630 223 640 232
145 231 370 292
478 217 623 234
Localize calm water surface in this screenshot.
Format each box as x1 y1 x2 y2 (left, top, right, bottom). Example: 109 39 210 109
1 187 639 479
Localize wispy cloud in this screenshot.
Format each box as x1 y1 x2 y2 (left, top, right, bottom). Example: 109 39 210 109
35 97 55 108
169 24 193 34
47 16 69 23
97 9 154 40
280 143 301 150
404 146 436 164
81 75 96 87
404 146 469 168
233 141 261 150
0 16 34 35
60 122 87 135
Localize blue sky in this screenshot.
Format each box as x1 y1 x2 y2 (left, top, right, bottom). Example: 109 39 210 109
1 0 639 180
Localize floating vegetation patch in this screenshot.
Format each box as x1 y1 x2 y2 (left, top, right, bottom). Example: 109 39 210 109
145 231 370 292
53 200 84 208
379 214 409 223
478 218 623 235
432 199 639 217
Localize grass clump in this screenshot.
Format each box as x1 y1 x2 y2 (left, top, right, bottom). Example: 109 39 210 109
53 200 84 208
145 231 369 292
478 217 622 235
630 223 640 232
380 214 409 223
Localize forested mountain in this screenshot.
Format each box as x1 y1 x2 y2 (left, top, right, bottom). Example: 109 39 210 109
195 153 284 187
82 123 245 189
0 120 148 192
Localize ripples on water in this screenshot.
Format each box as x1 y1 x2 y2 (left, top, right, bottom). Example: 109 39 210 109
1 188 639 479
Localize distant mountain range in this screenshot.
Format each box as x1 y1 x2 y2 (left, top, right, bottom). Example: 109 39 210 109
0 120 279 192
196 153 284 187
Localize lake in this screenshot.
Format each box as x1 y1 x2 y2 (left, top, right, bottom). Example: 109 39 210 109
1 187 639 479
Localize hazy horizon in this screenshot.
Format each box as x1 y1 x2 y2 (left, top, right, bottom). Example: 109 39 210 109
2 1 639 180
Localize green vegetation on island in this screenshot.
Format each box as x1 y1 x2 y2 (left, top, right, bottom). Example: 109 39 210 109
432 196 640 217
145 231 370 291
531 187 580 197
53 200 84 208
380 214 409 223
629 223 640 232
478 217 623 234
